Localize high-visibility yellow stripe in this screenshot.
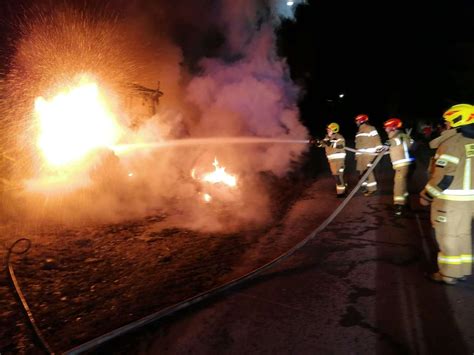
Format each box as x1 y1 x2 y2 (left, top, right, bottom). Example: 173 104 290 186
393 162 412 168
461 254 473 263
437 188 474 201
426 184 442 197
356 130 378 137
392 158 414 167
438 255 462 265
439 154 459 164
442 189 474 195
438 195 474 201
327 153 346 160
464 158 471 190
358 148 377 153
394 196 406 202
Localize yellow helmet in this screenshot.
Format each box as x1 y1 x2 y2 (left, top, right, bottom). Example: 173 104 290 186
327 122 339 133
443 104 474 128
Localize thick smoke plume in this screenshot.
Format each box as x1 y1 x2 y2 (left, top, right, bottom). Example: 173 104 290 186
0 0 309 231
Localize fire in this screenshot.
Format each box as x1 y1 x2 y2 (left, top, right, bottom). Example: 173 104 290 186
192 158 238 203
35 75 121 167
201 158 237 187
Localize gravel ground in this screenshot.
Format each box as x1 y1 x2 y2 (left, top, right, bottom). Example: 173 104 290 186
0 149 325 354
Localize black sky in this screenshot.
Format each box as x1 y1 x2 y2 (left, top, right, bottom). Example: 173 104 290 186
279 0 474 134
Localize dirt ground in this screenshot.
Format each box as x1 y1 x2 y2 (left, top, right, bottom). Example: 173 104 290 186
0 151 324 354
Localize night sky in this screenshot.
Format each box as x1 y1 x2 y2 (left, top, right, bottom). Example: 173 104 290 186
1 0 473 137
278 0 474 135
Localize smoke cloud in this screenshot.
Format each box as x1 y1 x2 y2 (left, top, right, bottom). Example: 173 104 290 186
1 0 309 232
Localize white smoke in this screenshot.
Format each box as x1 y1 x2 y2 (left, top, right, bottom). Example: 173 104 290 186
274 0 307 20
4 0 310 231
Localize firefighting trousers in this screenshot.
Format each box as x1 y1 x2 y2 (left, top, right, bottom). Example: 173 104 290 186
356 155 377 192
431 199 474 278
393 165 409 205
328 159 345 195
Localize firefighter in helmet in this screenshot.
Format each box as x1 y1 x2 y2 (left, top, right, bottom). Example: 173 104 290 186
420 103 474 285
316 122 347 197
383 118 414 216
354 114 383 196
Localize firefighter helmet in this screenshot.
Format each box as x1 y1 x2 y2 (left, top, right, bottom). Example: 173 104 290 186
384 118 402 129
443 104 474 127
327 122 340 133
355 114 369 124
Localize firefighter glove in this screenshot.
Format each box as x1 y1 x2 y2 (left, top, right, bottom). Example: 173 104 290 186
419 190 432 206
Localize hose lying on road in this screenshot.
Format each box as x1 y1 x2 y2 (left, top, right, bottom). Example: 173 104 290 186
4 238 56 354
65 151 386 355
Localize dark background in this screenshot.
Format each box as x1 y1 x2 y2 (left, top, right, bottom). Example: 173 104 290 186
278 0 474 136
1 0 473 137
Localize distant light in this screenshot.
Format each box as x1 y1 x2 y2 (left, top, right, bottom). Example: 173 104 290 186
339 93 345 98
128 172 134 177
287 1 294 6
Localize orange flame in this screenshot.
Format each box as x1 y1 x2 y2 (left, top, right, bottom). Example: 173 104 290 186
201 158 237 187
35 75 121 167
191 158 238 203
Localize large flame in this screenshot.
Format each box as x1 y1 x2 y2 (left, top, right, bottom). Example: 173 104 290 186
35 76 121 167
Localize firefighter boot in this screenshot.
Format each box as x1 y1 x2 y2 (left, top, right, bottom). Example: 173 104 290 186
337 183 348 198
428 272 458 285
394 205 404 216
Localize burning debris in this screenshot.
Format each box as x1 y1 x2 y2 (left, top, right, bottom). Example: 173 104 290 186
191 157 239 204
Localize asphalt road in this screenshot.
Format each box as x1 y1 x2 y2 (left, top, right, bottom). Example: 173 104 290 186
97 145 474 355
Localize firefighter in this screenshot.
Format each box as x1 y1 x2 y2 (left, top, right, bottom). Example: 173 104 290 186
420 103 474 285
316 122 347 197
355 114 383 196
382 118 414 216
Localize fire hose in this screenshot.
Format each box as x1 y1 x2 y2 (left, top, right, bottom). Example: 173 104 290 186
65 149 386 354
3 238 56 354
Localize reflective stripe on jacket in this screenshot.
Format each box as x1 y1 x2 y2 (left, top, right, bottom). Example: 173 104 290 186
388 131 414 168
424 132 474 201
355 123 382 156
324 133 346 161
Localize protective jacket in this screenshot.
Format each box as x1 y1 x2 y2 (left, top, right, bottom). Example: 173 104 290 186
387 131 414 168
423 124 474 278
355 123 383 155
323 133 346 161
355 123 382 192
424 130 474 202
321 133 346 195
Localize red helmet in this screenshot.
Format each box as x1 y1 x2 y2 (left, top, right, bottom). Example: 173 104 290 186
384 118 402 129
355 114 369 124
